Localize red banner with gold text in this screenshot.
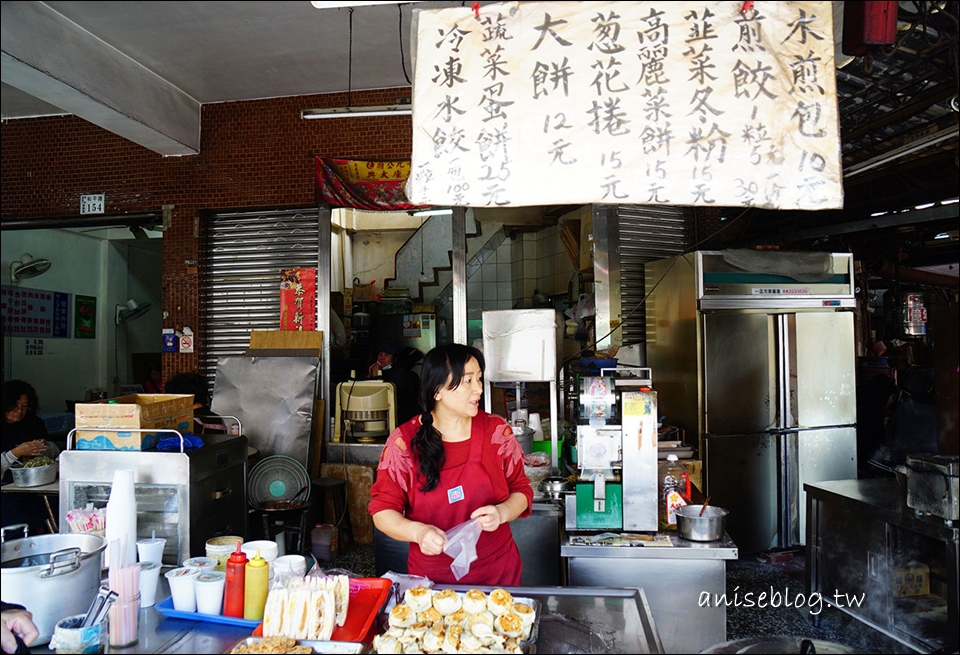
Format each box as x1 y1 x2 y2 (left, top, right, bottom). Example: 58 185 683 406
314 157 425 211
279 268 317 331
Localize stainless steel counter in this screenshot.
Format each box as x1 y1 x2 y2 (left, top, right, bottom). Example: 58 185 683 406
32 579 664 654
806 478 958 653
562 532 738 654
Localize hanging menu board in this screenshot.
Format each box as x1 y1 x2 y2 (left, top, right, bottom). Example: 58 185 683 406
408 1 842 210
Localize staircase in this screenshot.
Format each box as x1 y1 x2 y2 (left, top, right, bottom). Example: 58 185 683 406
386 212 505 309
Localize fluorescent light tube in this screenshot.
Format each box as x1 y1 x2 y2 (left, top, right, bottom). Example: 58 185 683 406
301 105 412 119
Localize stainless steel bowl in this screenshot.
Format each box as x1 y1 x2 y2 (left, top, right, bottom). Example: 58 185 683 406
10 462 57 487
539 476 572 499
675 504 728 542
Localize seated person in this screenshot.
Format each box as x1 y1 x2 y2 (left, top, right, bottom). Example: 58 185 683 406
164 373 226 434
2 380 59 533
368 341 421 425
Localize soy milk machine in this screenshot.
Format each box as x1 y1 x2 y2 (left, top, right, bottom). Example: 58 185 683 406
567 367 658 532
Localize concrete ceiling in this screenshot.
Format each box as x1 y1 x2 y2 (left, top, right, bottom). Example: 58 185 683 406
1 1 455 154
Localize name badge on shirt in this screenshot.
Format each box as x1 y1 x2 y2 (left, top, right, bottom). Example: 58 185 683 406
447 485 465 504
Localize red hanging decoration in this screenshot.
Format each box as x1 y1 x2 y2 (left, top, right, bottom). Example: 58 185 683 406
472 1 480 18
741 1 754 13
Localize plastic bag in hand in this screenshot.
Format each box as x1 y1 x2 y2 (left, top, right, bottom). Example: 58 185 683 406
442 518 482 581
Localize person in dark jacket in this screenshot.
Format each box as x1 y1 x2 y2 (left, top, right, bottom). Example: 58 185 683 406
368 341 422 425
2 381 59 533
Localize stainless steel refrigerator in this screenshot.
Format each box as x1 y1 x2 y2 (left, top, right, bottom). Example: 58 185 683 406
645 251 857 553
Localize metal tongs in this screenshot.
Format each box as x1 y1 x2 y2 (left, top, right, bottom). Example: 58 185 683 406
80 585 118 627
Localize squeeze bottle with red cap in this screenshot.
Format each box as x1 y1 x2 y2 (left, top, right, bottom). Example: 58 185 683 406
224 541 247 617
244 549 269 621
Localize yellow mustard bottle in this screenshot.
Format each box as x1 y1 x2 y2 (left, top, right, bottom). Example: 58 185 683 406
243 548 269 620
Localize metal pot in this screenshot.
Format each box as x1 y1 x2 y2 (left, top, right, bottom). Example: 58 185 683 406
1 530 106 645
10 462 57 487
675 504 729 542
539 476 572 499
513 426 534 454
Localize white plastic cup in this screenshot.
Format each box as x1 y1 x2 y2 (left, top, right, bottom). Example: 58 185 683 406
182 556 217 574
165 567 200 612
193 571 226 615
139 561 162 608
136 537 166 564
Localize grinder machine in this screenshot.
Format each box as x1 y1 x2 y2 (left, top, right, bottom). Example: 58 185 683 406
566 367 659 532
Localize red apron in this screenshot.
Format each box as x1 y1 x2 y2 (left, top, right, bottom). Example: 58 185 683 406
406 416 522 585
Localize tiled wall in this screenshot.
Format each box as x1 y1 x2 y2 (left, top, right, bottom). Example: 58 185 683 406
511 226 578 308
462 225 577 343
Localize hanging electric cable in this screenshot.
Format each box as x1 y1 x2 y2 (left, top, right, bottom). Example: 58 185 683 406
398 5 411 85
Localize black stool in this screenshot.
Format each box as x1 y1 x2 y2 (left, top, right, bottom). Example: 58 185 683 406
310 477 354 549
253 502 311 554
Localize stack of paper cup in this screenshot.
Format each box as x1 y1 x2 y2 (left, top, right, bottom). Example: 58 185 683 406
241 540 278 578
528 413 544 441
105 469 137 567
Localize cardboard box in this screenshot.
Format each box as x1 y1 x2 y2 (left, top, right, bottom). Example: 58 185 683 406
353 283 376 302
74 394 194 450
892 562 929 598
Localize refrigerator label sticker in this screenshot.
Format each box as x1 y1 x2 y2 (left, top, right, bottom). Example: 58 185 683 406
752 287 811 295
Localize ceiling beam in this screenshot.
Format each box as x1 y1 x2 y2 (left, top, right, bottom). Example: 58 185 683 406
734 203 959 247
1 2 200 156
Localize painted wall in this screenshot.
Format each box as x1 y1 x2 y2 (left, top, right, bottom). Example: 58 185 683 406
1 230 161 409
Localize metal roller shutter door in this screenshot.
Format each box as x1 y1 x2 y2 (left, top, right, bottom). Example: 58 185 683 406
199 208 321 384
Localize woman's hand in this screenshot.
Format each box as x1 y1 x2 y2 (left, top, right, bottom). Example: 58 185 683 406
10 440 48 460
470 504 503 532
415 524 447 555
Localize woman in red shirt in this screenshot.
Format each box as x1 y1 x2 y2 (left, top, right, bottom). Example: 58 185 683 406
368 344 532 585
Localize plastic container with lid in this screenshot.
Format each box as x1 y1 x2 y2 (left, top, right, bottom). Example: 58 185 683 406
310 524 339 563
243 549 269 621
223 542 247 618
658 454 690 531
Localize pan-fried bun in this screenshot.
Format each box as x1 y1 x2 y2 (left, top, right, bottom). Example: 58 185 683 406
404 585 434 613
416 606 442 624
487 588 514 616
467 610 495 638
432 588 463 616
421 622 446 653
513 601 535 638
462 589 487 614
494 611 524 639
389 602 415 629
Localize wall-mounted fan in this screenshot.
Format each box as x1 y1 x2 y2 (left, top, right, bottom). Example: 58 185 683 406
10 253 52 282
115 299 152 325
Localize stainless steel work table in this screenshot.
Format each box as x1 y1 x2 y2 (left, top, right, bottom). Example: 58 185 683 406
805 478 958 653
33 580 663 653
562 533 738 654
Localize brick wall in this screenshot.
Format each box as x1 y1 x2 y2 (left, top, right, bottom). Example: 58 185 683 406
1 88 413 379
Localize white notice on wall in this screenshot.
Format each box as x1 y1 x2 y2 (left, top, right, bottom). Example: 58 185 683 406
408 1 842 210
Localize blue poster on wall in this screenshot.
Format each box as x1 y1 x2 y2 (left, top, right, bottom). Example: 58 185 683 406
0 284 71 338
